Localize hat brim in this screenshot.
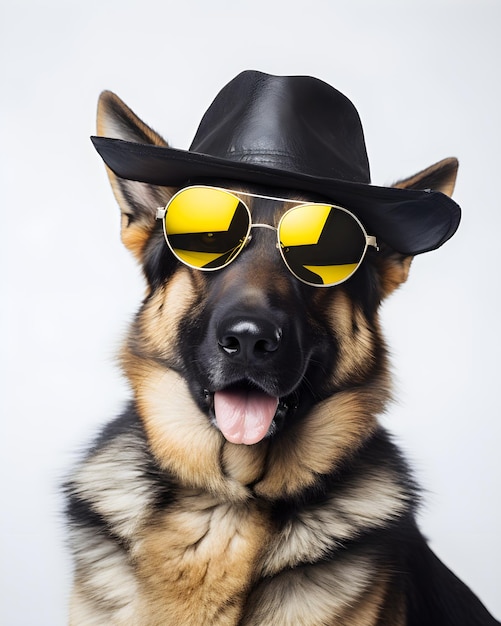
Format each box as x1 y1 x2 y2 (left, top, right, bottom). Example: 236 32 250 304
91 136 461 256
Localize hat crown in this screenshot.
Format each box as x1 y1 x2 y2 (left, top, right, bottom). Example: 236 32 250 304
190 71 371 184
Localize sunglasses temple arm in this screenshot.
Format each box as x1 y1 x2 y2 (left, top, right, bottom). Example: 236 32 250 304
156 207 166 220
367 235 378 251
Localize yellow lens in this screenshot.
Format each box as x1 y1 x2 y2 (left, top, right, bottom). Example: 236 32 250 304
279 204 367 286
302 263 358 284
279 204 332 247
165 187 250 269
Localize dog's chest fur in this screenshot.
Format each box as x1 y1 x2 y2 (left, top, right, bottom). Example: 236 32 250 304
67 409 411 626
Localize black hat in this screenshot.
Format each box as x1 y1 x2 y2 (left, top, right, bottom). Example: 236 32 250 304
91 70 460 255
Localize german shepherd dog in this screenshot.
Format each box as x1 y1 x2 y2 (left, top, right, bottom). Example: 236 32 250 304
65 82 499 625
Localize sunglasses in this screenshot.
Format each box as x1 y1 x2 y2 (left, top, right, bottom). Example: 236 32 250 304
155 185 378 287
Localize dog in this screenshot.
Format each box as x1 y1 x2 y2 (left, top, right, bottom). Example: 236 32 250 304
65 71 499 625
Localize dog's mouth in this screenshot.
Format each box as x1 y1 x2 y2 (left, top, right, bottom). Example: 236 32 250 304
204 381 291 445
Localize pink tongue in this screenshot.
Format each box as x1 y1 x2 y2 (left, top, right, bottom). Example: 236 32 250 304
214 389 279 445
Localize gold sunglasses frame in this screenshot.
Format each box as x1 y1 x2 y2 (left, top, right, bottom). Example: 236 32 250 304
156 185 378 287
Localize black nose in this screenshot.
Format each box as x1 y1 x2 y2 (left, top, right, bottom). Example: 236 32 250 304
217 316 282 364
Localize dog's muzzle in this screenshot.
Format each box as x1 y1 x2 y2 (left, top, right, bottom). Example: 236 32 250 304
196 297 306 445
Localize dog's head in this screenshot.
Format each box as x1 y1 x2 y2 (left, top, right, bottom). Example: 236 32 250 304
96 91 458 498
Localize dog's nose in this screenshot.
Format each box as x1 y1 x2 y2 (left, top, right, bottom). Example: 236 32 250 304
217 317 282 363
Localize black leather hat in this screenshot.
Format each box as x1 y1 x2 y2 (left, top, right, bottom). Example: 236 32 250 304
91 70 461 255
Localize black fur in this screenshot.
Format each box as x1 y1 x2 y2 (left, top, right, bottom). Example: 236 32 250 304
65 91 498 624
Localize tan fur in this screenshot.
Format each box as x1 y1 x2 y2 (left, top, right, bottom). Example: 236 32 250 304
136 367 250 501
119 210 155 260
72 437 156 539
261 468 411 576
241 554 380 625
66 92 465 625
132 269 198 367
328 290 379 386
221 439 269 486
132 497 270 625
379 156 458 298
96 91 175 261
378 254 413 299
337 576 390 626
127 346 399 506
128 354 388 503
374 581 407 626
253 388 380 499
69 529 139 625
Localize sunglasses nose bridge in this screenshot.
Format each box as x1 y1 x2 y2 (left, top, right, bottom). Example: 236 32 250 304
244 223 278 250
250 223 277 233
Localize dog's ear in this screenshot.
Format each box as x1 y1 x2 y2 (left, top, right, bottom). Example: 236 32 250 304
96 91 176 261
378 157 459 298
392 156 458 196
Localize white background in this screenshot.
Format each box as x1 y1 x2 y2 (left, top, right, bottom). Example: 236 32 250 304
1 1 500 624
